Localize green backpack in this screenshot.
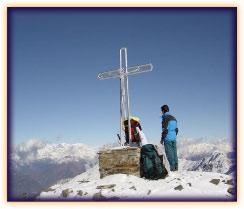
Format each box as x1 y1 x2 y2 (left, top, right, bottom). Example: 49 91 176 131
140 144 168 180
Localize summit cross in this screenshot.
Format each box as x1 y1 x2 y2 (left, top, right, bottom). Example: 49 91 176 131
97 47 153 146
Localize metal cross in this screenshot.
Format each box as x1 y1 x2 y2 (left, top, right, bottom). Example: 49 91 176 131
97 47 153 146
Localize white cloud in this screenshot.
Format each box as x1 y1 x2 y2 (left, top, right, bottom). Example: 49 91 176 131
11 138 49 165
11 137 234 166
11 138 98 165
18 138 48 152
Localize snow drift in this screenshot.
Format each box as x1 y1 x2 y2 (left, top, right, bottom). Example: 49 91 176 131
37 164 236 201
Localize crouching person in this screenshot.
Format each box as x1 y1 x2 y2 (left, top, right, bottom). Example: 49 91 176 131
123 117 149 147
160 105 179 171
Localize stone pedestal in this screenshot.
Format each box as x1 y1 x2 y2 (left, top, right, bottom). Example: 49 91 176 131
98 147 141 178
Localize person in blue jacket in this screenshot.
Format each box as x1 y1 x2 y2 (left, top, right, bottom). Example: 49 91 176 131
161 105 179 171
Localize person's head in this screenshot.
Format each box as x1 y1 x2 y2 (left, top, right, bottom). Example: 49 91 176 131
161 105 169 114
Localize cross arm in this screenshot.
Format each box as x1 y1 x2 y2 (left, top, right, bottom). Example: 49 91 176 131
97 63 153 80
126 63 153 76
98 68 122 80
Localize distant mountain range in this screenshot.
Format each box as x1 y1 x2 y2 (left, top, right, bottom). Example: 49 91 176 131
11 139 99 165
179 151 236 174
8 138 235 201
176 138 234 161
155 138 236 175
9 139 99 200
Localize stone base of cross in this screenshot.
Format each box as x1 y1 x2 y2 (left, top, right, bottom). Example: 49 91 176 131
98 47 153 146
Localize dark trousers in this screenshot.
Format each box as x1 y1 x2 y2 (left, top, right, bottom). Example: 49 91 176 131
164 140 178 170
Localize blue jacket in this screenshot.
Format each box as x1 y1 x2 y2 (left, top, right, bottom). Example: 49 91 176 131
162 112 178 141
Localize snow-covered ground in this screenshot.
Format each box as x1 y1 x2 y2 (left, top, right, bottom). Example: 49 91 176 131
37 164 236 201
11 138 236 201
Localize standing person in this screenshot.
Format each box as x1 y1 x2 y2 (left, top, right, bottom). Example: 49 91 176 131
160 105 179 171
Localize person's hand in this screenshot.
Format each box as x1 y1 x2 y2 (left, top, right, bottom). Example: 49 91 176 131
160 137 164 145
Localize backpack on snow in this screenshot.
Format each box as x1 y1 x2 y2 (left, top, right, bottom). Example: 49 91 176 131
140 144 168 180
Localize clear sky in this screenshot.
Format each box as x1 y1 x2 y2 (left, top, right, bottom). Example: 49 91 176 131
8 7 236 146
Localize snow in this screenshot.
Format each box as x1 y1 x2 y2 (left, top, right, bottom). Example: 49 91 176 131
12 139 99 165
190 150 234 173
177 138 233 161
12 138 233 167
13 138 236 201
37 164 235 201
110 146 131 150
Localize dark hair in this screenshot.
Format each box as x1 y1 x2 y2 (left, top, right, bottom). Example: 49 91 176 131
161 105 169 113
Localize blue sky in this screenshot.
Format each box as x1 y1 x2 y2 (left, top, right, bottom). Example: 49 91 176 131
8 8 236 146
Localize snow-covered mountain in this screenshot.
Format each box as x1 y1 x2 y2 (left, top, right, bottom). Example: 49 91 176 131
11 138 99 166
9 139 99 200
11 139 99 183
11 138 233 168
37 164 236 201
9 138 235 200
187 150 235 174
156 138 235 175
177 138 234 161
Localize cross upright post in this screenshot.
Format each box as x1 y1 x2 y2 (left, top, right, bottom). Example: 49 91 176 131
98 47 153 147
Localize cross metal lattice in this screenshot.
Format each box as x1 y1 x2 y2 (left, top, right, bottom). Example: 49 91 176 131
97 47 153 146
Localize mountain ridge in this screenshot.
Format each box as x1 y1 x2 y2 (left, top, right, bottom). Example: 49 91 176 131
9 138 235 201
